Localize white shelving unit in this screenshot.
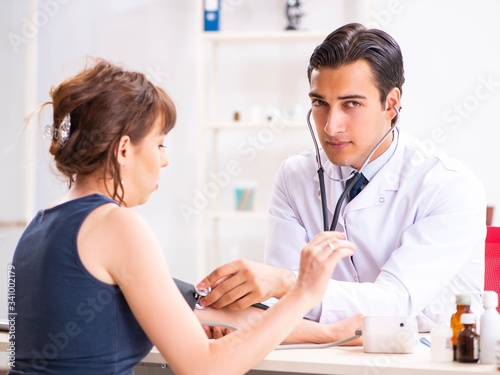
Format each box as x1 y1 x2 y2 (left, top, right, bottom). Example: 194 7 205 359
195 2 328 278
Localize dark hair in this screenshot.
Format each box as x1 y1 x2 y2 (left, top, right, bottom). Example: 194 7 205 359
45 58 176 204
307 23 405 105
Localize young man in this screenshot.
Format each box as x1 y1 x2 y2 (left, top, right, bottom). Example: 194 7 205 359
197 23 486 332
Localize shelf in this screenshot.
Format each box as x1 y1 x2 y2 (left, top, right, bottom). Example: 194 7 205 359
0 220 26 229
203 211 267 220
195 1 322 278
201 30 328 44
202 121 309 130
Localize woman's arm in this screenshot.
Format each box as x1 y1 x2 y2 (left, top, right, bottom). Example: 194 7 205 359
90 206 354 375
196 307 363 345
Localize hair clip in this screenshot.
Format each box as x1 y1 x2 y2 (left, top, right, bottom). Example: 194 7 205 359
48 114 71 147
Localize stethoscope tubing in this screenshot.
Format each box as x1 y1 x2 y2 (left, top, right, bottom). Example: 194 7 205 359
306 107 400 231
306 108 330 230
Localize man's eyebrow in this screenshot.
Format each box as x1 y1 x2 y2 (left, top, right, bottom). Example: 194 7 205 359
308 91 324 99
337 94 367 100
308 92 368 100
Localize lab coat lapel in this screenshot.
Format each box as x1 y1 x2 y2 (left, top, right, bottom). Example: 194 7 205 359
311 136 406 222
344 135 404 213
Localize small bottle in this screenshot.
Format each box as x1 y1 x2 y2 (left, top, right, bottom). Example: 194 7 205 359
480 291 500 364
457 313 479 363
431 313 453 362
496 339 500 370
451 293 474 361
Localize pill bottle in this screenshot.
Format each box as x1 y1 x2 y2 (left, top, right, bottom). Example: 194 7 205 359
451 293 473 361
496 339 500 370
479 291 500 364
431 313 453 362
457 313 479 363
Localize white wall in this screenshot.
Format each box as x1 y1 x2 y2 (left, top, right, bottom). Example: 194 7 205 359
1 0 500 319
198 0 500 274
0 0 32 323
32 0 200 283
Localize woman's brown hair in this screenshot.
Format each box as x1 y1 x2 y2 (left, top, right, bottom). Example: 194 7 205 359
46 58 176 204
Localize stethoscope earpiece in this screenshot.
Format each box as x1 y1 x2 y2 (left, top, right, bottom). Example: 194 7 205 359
391 105 400 125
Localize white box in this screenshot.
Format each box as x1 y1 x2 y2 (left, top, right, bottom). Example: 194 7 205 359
362 316 418 354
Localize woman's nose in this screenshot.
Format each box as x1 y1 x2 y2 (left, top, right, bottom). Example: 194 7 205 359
160 151 169 168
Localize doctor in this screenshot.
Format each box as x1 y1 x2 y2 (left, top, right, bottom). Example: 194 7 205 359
197 23 486 332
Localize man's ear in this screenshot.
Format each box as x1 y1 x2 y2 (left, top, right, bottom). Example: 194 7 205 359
385 87 401 122
385 87 401 112
116 135 131 166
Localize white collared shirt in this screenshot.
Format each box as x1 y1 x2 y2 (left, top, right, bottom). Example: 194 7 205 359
263 129 486 332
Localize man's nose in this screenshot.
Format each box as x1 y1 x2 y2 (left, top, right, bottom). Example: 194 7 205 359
324 109 346 135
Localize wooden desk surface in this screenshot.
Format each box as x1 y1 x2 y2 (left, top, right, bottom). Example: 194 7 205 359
0 332 9 371
0 333 7 352
2 332 498 374
142 341 498 375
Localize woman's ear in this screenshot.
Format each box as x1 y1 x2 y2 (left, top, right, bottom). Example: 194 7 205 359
116 135 131 166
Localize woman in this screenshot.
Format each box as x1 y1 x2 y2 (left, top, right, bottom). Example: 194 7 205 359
10 59 357 375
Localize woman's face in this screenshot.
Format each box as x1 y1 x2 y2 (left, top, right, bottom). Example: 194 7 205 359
121 118 169 206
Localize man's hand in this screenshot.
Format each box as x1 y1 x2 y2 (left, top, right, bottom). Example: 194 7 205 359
197 260 296 310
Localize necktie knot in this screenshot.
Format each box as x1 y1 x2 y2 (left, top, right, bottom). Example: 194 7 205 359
348 173 368 201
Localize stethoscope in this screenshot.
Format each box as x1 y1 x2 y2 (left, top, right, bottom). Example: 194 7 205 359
306 105 400 231
195 285 211 310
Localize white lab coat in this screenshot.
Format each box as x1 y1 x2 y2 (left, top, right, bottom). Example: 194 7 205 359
264 130 486 332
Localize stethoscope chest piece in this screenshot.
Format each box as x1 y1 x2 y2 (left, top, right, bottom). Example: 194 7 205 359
194 286 211 310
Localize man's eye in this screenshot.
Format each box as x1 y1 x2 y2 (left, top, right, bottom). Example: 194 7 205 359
311 99 326 106
345 101 360 108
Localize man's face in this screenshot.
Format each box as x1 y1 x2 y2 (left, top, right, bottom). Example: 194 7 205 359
308 60 398 169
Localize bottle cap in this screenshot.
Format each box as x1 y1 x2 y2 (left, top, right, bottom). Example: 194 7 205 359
436 313 449 323
460 313 475 325
455 293 471 305
483 291 498 308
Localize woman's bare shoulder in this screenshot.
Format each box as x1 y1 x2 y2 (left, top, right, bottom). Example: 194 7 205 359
80 202 167 285
95 204 157 247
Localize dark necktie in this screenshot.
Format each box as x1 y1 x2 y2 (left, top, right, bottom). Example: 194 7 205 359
348 173 368 201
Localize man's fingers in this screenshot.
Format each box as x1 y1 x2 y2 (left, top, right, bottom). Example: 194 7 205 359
225 292 261 311
210 275 230 290
204 279 251 309
197 262 238 290
199 273 247 307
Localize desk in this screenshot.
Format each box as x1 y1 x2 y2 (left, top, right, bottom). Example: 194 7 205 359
1 332 498 374
0 332 9 372
140 341 498 375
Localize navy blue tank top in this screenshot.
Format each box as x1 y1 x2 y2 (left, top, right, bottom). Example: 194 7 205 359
10 194 153 374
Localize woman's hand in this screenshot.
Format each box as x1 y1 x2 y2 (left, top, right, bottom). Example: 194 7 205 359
294 231 355 306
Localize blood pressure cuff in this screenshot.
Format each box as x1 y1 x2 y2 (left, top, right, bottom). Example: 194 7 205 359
173 278 198 310
173 277 269 311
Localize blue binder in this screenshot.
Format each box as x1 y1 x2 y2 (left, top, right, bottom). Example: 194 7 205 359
204 0 220 31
